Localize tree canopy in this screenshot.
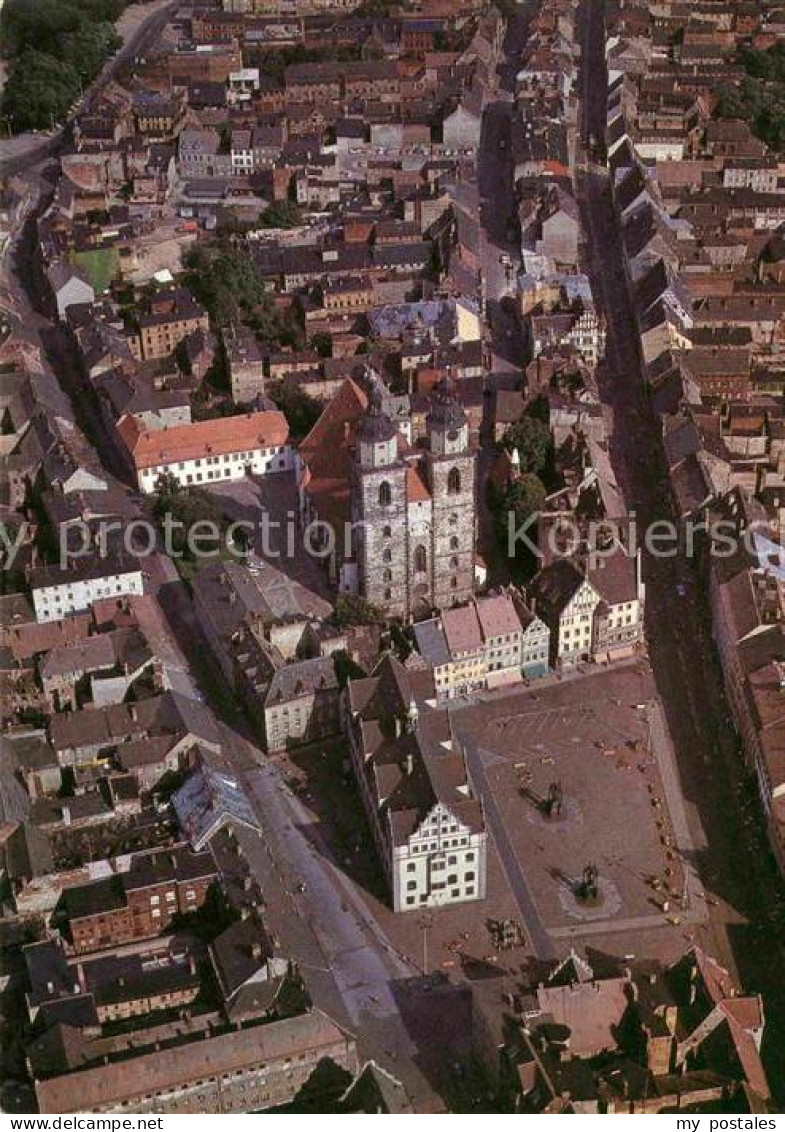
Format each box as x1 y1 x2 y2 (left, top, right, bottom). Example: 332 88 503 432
332 594 386 627
0 0 124 132
501 414 552 474
261 200 303 229
184 244 304 352
715 44 785 153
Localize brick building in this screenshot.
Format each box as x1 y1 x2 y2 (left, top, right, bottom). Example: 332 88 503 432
62 846 218 954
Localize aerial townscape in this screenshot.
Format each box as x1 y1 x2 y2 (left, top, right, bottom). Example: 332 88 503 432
0 0 784 1117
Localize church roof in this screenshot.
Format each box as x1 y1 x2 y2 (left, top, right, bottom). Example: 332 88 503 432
427 376 467 430
298 378 368 531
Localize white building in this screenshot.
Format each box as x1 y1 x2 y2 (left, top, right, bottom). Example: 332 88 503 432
343 656 487 912
30 553 144 623
117 410 294 494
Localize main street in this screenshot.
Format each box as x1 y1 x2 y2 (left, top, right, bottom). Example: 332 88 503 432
577 0 785 1094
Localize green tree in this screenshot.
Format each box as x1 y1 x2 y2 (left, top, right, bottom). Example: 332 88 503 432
332 594 386 627
501 415 552 474
506 472 547 523
1 50 80 131
311 332 333 358
0 0 127 132
272 384 321 439
493 472 546 567
261 200 303 229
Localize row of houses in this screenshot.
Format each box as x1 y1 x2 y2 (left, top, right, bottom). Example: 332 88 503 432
602 0 785 873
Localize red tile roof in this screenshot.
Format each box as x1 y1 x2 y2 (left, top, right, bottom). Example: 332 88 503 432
118 411 289 470
406 464 431 502
298 378 368 530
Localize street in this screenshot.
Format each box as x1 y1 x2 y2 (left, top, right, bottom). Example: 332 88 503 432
0 0 178 177
576 0 785 1094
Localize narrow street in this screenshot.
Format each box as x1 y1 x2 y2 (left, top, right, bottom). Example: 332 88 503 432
475 9 532 582
576 0 785 1095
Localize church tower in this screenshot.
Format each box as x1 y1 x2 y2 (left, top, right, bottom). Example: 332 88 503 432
352 389 408 618
425 378 476 609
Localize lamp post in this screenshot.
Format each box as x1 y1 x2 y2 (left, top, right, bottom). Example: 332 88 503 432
417 913 432 976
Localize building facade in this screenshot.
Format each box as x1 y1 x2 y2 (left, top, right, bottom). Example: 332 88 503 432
343 656 487 912
351 378 476 620
118 410 293 493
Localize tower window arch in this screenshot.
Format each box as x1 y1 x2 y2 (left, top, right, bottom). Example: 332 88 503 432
447 467 461 495
378 481 392 507
383 568 392 582
450 536 459 550
450 555 458 569
383 525 392 538
383 549 392 563
414 544 427 573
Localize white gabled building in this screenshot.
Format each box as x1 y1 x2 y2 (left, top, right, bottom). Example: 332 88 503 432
343 655 487 912
117 410 294 494
530 544 645 668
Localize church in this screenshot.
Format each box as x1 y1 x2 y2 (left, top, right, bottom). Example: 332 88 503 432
297 372 477 620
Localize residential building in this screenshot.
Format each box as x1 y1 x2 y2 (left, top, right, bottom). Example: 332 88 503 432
35 1009 356 1113
30 552 144 624
413 591 548 700
131 288 210 361
47 262 95 319
529 545 645 668
62 845 218 954
263 656 340 752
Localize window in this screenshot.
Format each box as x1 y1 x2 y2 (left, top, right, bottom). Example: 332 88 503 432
450 536 459 550
383 568 392 582
407 881 417 891
383 525 392 538
384 588 392 600
465 871 475 881
414 544 427 573
383 548 392 563
447 467 461 494
378 481 392 506
450 556 458 569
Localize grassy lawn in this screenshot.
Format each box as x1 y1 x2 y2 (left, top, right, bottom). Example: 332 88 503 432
71 246 120 294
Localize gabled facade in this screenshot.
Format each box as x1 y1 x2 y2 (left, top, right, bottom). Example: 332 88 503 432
343 656 487 912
